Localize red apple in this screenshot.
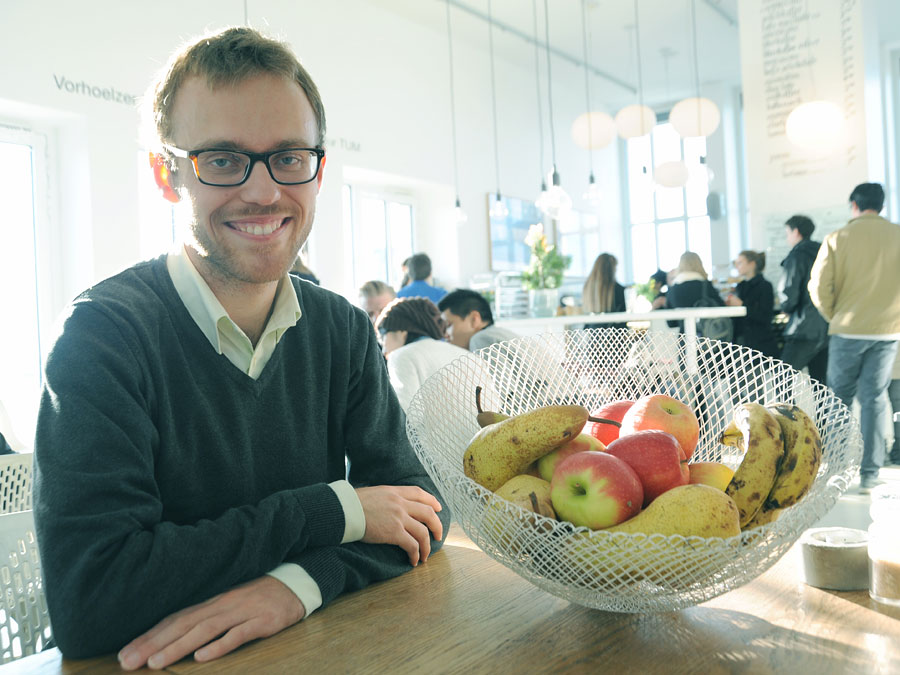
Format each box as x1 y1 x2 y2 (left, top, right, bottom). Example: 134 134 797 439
550 451 643 530
585 400 634 446
605 430 690 506
537 433 606 482
619 394 700 460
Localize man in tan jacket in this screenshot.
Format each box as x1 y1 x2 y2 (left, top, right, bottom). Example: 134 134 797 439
809 182 900 492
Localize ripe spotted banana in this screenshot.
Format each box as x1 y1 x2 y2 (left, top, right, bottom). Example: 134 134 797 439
721 403 785 528
744 404 822 529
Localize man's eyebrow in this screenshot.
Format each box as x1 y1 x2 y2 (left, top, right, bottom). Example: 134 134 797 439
192 139 319 151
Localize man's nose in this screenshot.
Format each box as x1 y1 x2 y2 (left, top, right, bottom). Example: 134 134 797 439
238 160 281 205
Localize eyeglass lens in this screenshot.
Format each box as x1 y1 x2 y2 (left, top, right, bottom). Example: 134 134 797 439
196 149 320 185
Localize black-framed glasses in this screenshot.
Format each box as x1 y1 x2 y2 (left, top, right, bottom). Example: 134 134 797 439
164 145 324 186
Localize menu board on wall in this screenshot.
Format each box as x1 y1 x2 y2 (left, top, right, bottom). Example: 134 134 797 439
738 0 872 269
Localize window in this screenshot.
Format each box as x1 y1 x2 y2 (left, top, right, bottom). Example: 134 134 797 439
557 210 600 278
344 184 414 291
0 126 51 445
626 121 712 283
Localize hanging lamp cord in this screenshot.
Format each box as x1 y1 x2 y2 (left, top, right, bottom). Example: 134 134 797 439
543 0 558 178
690 0 702 134
580 0 594 180
634 0 646 135
532 0 545 189
488 0 502 198
445 0 461 201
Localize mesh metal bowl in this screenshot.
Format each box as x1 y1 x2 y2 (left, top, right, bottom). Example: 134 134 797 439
406 328 861 613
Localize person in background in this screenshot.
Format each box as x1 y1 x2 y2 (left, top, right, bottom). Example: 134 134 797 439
661 252 724 332
399 256 411 290
582 253 626 330
375 297 470 411
778 215 828 382
358 280 396 324
290 254 319 285
33 27 448 666
395 253 446 304
809 182 900 493
726 250 778 357
438 289 518 351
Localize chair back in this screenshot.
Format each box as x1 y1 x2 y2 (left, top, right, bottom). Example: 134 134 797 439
0 510 51 663
0 454 32 514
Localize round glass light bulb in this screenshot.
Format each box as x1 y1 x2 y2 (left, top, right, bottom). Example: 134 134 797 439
454 204 468 225
537 184 572 220
583 179 603 206
654 160 690 188
614 104 657 139
489 196 509 220
670 97 721 137
571 111 617 149
785 101 844 151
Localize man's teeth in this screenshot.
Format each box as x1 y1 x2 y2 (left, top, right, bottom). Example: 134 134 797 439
233 221 281 235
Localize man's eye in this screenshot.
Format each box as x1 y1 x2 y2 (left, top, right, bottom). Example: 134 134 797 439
202 153 245 171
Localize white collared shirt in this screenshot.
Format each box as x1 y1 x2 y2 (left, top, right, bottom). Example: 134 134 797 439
166 246 365 617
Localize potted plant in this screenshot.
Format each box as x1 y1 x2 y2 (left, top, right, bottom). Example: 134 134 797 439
520 224 571 317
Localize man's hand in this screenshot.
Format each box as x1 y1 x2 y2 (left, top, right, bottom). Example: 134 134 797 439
356 485 443 566
117 575 304 670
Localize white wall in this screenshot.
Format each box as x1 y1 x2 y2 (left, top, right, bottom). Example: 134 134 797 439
0 0 623 309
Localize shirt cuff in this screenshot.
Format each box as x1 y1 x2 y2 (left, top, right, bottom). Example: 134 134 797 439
267 564 323 617
329 479 366 543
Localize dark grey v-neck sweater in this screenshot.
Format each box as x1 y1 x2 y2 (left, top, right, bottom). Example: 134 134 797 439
33 256 449 658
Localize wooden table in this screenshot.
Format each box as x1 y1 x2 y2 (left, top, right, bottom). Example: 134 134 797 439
5 523 899 674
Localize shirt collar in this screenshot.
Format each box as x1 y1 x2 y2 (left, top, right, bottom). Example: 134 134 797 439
166 245 302 353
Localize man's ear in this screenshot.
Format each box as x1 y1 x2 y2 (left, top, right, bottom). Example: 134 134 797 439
316 153 327 190
466 310 484 330
149 152 181 204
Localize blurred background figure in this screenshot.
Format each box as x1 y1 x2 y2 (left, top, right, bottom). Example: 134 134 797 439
395 253 446 304
375 297 469 411
359 280 396 324
438 289 518 351
778 215 828 382
890 349 900 466
660 252 725 335
399 256 411 290
726 250 778 357
290 254 320 286
582 253 626 330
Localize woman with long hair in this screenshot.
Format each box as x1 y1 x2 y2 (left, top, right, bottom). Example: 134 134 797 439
582 253 626 329
375 298 470 411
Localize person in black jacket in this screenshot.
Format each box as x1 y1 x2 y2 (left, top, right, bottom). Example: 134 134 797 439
778 215 828 382
663 252 724 332
726 250 779 357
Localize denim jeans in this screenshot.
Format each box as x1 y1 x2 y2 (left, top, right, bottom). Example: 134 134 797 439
827 336 899 478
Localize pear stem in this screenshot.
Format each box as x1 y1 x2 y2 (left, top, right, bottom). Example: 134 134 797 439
588 415 621 428
475 386 485 414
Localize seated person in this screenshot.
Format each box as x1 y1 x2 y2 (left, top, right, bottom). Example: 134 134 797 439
726 250 778 357
376 298 471 411
358 279 396 324
33 27 448 668
395 253 447 304
662 252 724 332
438 289 518 351
582 253 627 329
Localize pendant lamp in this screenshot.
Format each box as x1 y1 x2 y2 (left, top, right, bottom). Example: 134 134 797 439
616 1 656 139
670 0 720 138
444 0 467 225
486 0 509 220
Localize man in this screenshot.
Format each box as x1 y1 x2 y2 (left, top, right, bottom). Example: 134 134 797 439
33 28 448 668
395 253 446 304
809 182 900 493
778 215 829 382
438 289 518 351
358 279 395 324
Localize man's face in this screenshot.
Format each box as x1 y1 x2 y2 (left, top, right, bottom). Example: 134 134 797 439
168 74 322 289
441 309 481 350
784 226 802 248
361 292 394 324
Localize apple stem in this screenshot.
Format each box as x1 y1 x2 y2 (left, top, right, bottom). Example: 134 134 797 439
588 415 622 428
475 386 484 414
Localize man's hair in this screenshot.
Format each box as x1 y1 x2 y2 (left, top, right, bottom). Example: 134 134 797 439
375 297 445 344
407 253 432 282
359 280 395 299
145 27 326 154
438 289 493 325
738 249 766 273
784 215 815 239
849 182 885 213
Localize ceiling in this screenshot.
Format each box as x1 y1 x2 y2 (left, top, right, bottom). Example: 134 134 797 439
363 0 900 111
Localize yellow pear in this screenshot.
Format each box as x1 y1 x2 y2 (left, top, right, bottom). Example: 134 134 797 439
474 385 510 428
494 475 556 519
606 484 740 538
484 475 555 554
463 404 589 491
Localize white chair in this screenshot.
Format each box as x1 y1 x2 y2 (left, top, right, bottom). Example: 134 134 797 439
0 510 51 663
0 454 32 515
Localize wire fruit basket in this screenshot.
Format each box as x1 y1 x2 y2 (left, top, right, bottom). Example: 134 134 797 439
406 329 861 613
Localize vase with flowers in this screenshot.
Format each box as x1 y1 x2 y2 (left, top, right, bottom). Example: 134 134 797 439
520 223 572 317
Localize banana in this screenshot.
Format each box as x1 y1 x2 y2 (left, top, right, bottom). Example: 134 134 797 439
721 403 785 528
744 404 822 529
